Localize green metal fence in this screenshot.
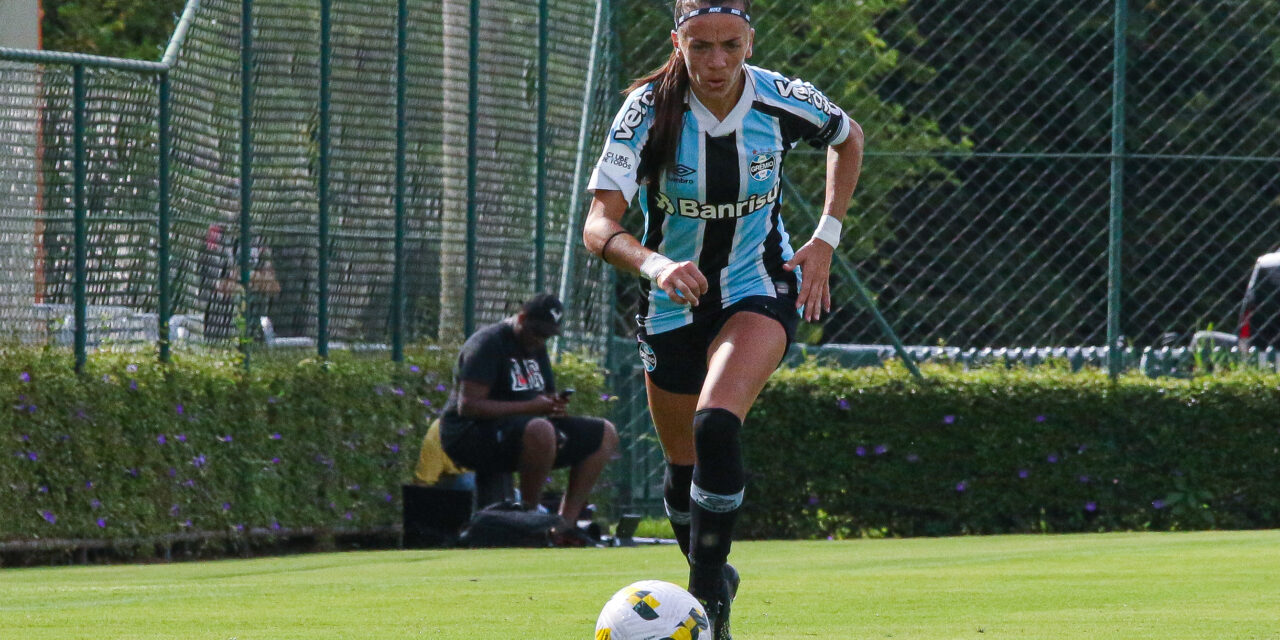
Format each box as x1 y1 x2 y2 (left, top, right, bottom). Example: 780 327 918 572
606 0 1280 513
0 0 617 368
3 1 1279 516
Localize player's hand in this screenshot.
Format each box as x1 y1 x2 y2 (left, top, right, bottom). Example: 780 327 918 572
782 239 834 322
531 394 560 416
655 261 709 307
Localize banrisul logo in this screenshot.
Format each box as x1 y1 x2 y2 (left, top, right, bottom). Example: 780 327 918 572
750 153 776 181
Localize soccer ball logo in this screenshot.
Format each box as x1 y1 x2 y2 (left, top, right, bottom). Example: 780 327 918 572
595 580 709 640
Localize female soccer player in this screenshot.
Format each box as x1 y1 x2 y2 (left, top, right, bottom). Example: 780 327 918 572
582 1 863 637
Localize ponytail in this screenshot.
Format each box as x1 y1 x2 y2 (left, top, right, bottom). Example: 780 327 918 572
628 50 689 188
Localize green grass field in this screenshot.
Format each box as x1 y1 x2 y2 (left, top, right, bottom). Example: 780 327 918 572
2 530 1277 639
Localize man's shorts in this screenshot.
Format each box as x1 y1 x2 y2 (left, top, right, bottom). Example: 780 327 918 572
440 414 607 474
637 294 800 395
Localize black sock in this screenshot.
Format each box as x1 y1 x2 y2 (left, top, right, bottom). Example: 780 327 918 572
664 463 694 559
688 408 744 577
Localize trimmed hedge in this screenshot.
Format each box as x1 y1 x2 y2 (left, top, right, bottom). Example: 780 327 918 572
743 363 1280 538
0 346 609 545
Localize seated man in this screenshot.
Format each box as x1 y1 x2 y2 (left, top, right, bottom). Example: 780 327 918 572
439 293 618 545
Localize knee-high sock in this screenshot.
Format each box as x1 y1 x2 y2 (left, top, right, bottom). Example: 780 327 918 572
664 463 694 558
688 408 744 570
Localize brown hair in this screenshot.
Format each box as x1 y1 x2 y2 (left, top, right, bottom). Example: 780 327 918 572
627 0 752 188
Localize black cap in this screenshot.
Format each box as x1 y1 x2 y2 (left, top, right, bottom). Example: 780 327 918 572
521 293 564 336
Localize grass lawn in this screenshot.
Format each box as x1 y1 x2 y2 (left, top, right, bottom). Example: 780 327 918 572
2 530 1277 639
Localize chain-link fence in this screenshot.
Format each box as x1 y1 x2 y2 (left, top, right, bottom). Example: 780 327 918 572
0 0 617 364
605 0 1280 513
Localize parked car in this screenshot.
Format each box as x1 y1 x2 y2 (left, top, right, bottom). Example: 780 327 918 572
1237 251 1280 351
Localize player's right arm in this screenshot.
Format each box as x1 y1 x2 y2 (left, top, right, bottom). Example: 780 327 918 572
582 86 707 307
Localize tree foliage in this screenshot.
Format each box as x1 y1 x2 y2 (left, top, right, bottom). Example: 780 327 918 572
42 0 185 59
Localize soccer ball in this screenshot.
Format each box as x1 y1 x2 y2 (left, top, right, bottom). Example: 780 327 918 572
595 580 709 640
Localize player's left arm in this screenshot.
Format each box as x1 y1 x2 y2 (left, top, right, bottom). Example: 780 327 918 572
783 116 864 322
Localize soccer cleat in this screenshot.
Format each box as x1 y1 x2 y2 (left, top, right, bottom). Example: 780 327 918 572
689 563 734 640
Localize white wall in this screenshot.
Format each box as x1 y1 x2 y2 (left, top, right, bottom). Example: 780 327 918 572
0 0 41 341
0 0 39 49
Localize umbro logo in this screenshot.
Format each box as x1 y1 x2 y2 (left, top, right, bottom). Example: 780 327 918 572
672 164 697 177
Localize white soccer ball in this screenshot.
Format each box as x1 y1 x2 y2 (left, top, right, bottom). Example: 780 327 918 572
594 580 709 640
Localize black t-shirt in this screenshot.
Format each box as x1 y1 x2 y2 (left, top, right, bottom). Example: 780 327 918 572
441 319 556 420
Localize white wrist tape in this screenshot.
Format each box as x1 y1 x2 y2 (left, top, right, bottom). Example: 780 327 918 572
640 253 676 281
812 214 843 249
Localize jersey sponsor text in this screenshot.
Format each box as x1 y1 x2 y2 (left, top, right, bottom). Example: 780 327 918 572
654 183 781 220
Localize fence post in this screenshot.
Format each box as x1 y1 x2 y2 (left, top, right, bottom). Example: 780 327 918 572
1108 0 1128 379
393 0 408 361
72 64 87 374
464 0 479 337
157 72 172 363
318 0 332 360
239 0 255 370
535 0 549 291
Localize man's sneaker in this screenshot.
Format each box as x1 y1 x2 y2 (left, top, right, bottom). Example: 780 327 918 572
690 563 734 640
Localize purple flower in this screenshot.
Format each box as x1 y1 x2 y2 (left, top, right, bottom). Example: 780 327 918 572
170 504 180 516
855 446 867 457
837 398 850 411
26 404 36 414
807 494 819 506
90 499 101 509
1152 499 1167 510
182 479 196 488
19 371 30 382
19 434 29 442
181 519 192 527
384 493 394 503
1078 475 1090 484
1018 469 1030 479
126 364 138 373
393 387 405 396
126 468 139 478
85 481 94 489
1035 415 1046 422
26 451 37 462
222 502 232 512
192 454 207 468
268 396 277 404
397 428 409 436
435 383 446 392
1077 444 1088 454
157 434 167 445
269 433 282 440
271 457 281 464
409 365 420 373
271 521 281 531
129 380 137 390
38 485 48 493
42 511 56 524
343 512 354 520
420 398 432 407
600 393 612 401
955 481 968 492
943 415 956 424
348 484 361 491
167 468 177 477
96 518 107 528
1085 501 1098 512
175 404 183 415
388 444 400 453
874 445 889 455
234 524 245 533
218 435 233 443
176 434 187 443
1047 454 1059 464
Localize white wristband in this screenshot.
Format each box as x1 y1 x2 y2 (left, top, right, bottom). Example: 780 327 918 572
812 214 843 249
640 253 676 281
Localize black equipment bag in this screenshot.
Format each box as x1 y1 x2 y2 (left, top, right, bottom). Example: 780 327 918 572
458 501 561 548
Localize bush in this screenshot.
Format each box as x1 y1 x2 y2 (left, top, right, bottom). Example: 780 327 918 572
742 362 1280 539
0 344 609 545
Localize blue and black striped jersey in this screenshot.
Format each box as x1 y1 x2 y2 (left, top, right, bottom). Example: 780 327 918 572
590 64 850 335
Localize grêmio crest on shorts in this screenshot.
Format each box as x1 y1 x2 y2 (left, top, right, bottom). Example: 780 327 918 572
588 65 851 335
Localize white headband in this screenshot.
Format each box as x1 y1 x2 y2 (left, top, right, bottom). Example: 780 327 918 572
675 6 751 29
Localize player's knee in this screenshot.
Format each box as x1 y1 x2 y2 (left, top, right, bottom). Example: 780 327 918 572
691 408 744 497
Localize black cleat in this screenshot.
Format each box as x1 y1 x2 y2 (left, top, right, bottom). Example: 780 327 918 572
690 563 734 640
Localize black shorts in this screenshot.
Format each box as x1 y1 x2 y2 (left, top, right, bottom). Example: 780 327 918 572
440 414 607 474
637 294 800 395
